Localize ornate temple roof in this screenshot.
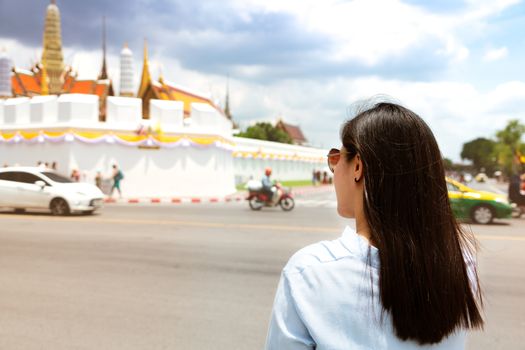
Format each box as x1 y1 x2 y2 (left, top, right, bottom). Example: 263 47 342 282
12 69 42 96
137 40 224 118
11 68 111 100
151 80 221 116
276 119 308 145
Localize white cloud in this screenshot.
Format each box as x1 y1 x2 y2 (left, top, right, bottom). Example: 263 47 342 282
0 38 41 68
227 0 521 67
483 46 508 62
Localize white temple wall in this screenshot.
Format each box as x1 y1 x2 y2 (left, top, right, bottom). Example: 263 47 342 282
0 137 236 198
149 99 184 131
4 97 30 124
68 142 236 198
0 99 4 124
232 136 326 184
0 140 71 170
30 95 58 124
106 96 142 126
189 103 232 136
57 94 99 123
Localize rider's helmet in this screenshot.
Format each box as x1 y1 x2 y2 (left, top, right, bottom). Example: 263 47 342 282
265 167 272 176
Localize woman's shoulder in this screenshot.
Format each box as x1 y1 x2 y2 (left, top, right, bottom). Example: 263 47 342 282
283 235 352 276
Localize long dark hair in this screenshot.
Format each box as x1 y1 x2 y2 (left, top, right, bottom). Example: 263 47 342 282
341 102 483 344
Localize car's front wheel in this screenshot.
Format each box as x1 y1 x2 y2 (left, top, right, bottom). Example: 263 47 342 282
50 198 70 216
471 205 494 225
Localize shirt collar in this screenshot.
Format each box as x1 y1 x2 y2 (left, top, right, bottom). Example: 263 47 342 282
340 226 380 269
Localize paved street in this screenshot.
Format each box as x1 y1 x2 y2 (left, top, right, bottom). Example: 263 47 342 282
0 189 523 349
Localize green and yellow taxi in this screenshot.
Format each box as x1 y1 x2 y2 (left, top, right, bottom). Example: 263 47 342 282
446 177 513 224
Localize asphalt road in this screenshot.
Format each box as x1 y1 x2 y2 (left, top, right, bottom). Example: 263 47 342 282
0 192 523 349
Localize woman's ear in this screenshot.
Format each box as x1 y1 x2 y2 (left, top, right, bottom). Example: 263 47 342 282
354 154 363 183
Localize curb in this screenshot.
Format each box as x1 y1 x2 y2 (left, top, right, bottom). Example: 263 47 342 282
103 185 333 205
104 196 245 205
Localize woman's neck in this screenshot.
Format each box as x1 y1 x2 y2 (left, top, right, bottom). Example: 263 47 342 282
355 214 375 247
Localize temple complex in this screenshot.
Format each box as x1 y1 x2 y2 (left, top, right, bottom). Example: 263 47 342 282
0 0 324 198
3 0 226 124
8 1 113 119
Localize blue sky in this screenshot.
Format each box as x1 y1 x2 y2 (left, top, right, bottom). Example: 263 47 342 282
1 0 525 160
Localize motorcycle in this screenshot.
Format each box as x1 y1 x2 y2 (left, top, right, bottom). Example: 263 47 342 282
511 202 525 218
246 183 295 211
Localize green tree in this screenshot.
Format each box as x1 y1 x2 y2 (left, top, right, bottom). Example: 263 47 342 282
460 137 497 173
494 120 525 175
237 122 293 144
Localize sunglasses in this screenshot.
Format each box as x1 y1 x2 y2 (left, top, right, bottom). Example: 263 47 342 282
326 147 356 173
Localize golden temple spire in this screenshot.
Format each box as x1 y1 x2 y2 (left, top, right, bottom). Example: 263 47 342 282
158 64 165 85
137 38 151 98
143 38 148 62
42 0 64 94
40 62 49 95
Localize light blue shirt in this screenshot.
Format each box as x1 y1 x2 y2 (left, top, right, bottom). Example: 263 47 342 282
262 175 273 190
265 226 466 350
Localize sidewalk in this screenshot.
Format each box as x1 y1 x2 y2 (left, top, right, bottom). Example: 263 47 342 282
103 184 334 205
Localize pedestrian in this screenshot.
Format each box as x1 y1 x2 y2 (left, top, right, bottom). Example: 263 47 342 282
265 102 483 349
95 171 103 190
509 172 525 206
110 164 124 199
51 161 57 171
311 169 317 186
70 169 80 182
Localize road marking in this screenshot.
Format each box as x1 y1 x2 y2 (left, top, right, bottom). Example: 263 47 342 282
1 214 523 240
0 214 338 233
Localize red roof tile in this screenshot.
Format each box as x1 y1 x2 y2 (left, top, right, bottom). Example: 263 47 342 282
94 83 108 98
68 80 96 94
277 120 307 144
11 71 41 95
11 75 24 95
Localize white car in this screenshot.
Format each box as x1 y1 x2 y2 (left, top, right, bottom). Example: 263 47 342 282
0 167 104 215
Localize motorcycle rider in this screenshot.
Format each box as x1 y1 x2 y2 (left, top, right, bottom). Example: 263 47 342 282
262 167 282 205
261 167 275 204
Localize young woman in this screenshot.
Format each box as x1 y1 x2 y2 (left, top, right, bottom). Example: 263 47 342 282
265 102 483 349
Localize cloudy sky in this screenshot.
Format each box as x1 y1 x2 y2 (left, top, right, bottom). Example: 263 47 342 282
1 0 525 160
